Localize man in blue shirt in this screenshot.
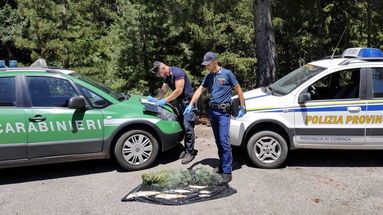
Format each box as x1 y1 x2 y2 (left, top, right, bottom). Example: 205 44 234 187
184 52 246 184
148 61 197 164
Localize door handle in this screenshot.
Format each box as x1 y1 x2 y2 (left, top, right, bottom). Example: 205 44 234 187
347 107 361 113
28 115 46 122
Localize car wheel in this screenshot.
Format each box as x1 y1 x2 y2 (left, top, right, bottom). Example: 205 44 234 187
247 130 288 169
114 129 159 171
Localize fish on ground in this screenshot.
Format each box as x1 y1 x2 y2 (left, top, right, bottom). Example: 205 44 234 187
126 191 161 199
189 185 208 189
155 194 188 199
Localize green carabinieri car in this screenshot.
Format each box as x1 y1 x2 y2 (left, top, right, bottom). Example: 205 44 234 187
0 59 183 170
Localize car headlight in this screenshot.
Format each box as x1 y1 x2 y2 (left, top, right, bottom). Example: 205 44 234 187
157 108 178 121
140 98 178 121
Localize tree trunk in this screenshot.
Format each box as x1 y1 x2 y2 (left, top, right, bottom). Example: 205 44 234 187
254 0 277 87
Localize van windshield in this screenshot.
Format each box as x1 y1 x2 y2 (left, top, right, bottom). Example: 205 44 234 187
267 64 326 96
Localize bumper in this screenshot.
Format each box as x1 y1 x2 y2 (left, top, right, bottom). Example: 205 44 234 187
159 130 184 152
229 119 247 146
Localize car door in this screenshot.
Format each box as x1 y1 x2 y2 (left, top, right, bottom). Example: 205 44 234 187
24 75 104 158
0 75 28 161
365 67 383 146
294 68 367 147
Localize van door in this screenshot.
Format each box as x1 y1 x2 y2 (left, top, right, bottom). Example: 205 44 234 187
24 76 104 158
366 67 383 146
0 76 28 161
294 68 366 147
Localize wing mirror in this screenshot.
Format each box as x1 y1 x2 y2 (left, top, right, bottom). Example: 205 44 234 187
298 93 311 104
68 96 87 109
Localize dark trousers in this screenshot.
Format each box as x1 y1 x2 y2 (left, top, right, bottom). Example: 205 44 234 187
208 108 232 174
178 105 196 154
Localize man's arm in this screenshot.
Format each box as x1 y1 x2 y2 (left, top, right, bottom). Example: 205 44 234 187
234 85 245 107
190 85 206 105
183 85 205 115
164 79 184 102
155 83 170 100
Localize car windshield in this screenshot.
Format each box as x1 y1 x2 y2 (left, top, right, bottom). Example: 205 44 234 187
268 64 326 96
70 73 129 101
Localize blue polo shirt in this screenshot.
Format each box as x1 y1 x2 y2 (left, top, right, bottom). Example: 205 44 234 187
164 67 194 96
201 68 239 104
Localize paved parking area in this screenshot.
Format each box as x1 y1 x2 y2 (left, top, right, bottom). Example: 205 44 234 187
1 125 383 215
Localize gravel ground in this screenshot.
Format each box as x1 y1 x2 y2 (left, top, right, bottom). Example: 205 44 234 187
1 124 383 215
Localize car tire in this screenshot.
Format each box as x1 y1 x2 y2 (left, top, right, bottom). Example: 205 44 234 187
114 129 159 171
247 130 288 169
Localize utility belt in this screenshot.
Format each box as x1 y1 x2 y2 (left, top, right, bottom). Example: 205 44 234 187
208 102 231 112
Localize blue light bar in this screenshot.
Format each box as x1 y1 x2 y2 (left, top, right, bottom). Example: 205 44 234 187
0 60 5 68
8 60 18 68
342 48 383 58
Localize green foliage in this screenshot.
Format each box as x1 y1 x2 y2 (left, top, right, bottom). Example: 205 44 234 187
14 0 115 76
2 0 383 93
273 0 383 76
0 1 29 60
141 167 221 188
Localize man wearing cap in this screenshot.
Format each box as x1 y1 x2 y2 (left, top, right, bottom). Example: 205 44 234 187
147 61 198 164
183 52 246 184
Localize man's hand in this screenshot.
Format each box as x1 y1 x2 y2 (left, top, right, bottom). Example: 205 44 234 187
146 96 157 102
183 104 193 115
156 99 167 106
237 106 246 118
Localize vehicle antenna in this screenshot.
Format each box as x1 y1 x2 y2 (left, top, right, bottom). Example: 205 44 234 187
331 25 348 60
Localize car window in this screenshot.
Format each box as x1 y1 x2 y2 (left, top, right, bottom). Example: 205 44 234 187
308 69 360 100
78 85 110 108
69 73 127 101
0 77 16 107
371 68 383 98
26 77 78 107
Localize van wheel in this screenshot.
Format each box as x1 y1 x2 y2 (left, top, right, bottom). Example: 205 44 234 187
247 130 288 169
114 129 159 171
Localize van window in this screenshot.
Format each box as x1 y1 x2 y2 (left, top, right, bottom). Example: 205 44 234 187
78 85 110 108
371 68 383 98
0 77 16 106
26 77 78 107
308 69 360 100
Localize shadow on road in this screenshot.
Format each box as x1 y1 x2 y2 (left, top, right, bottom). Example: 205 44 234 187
0 144 184 185
0 159 117 185
2 144 383 185
186 146 252 172
230 147 383 169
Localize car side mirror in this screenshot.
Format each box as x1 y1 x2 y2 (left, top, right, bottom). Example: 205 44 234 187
298 93 311 104
68 96 87 109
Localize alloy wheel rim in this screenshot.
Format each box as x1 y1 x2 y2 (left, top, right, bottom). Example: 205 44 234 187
254 136 281 164
122 134 153 165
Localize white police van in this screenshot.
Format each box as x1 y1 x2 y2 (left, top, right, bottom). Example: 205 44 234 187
230 48 383 168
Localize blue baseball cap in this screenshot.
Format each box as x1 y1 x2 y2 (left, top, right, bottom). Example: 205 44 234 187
201 52 218 65
150 61 162 75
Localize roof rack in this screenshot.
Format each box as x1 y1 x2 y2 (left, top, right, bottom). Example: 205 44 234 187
321 55 343 60
0 58 74 74
339 57 383 66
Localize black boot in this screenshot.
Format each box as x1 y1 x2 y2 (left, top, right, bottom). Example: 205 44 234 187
213 167 223 174
218 173 232 185
179 151 186 159
181 153 195 164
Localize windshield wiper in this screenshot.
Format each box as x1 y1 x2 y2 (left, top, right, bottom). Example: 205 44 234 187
267 86 282 96
266 86 275 95
117 94 130 101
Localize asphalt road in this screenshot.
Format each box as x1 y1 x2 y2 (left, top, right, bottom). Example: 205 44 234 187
1 125 383 215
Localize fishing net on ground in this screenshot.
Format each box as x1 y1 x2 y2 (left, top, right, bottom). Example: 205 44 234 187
121 167 237 205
